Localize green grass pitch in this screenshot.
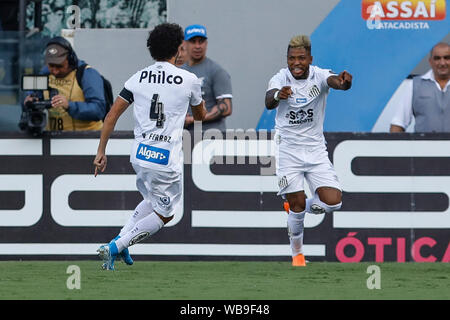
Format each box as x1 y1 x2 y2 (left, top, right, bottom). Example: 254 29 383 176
0 260 449 300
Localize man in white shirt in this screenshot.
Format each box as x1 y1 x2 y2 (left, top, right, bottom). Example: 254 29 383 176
265 35 352 267
390 42 450 132
93 23 206 270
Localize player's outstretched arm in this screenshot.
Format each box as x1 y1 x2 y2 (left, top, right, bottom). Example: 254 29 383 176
191 100 206 121
265 86 292 110
93 96 130 176
327 70 352 90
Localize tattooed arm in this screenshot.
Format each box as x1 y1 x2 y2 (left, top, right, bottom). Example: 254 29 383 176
203 98 232 122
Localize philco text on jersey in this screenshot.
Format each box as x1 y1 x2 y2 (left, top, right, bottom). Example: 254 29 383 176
139 70 183 85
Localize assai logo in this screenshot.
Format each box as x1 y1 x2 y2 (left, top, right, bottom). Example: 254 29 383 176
362 0 446 29
362 0 446 20
136 143 170 165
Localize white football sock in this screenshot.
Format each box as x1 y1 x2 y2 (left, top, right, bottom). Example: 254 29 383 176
119 200 153 237
115 212 164 253
305 198 314 212
287 209 305 257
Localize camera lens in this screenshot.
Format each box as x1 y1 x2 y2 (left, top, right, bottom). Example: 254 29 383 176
30 111 45 127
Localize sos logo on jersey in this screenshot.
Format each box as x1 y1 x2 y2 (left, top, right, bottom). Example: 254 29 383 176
287 109 314 125
136 143 170 165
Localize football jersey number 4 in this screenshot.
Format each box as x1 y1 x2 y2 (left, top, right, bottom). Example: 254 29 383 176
150 93 165 128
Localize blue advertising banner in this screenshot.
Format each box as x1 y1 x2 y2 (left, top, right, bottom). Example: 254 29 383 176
257 0 450 132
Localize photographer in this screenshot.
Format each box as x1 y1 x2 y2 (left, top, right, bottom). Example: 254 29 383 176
22 36 106 132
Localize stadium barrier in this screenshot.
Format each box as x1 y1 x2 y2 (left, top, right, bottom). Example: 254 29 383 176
0 131 449 262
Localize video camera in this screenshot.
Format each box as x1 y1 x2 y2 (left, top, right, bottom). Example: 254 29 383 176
19 75 58 136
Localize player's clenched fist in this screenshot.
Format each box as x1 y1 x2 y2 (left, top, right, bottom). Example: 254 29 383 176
338 71 352 87
278 86 293 100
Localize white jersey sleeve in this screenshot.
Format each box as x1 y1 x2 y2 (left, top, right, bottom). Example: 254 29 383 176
190 77 203 106
390 79 413 129
124 71 137 91
316 68 337 91
267 70 287 91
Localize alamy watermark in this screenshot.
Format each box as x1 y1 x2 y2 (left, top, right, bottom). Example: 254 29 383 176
66 265 81 290
366 265 381 290
65 5 81 29
180 123 277 176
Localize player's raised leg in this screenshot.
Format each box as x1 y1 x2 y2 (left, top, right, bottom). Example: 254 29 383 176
114 210 169 254
306 187 342 214
115 199 155 265
119 199 154 237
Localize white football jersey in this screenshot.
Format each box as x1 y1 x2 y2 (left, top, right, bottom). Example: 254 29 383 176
122 61 202 172
267 65 336 146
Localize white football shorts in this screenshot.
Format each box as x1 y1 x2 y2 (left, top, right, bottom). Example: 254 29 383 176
132 163 182 217
275 142 341 196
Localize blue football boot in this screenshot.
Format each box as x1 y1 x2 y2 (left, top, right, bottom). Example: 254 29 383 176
113 236 134 265
97 241 119 271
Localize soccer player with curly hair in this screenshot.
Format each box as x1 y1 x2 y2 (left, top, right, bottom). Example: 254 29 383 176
94 23 206 270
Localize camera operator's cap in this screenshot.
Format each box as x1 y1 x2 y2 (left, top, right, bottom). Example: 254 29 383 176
44 43 69 64
185 24 207 41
